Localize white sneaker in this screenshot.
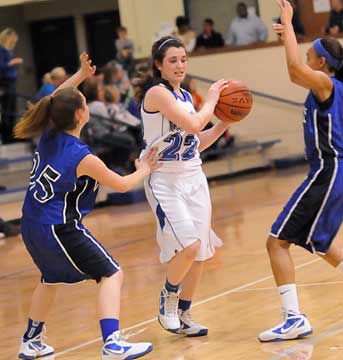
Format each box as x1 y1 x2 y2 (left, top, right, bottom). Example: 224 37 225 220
258 310 313 342
18 327 54 359
102 330 153 359
177 309 208 337
158 287 180 333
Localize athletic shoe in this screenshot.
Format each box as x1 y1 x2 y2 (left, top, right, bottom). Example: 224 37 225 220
158 287 180 333
258 310 313 342
176 309 208 337
18 327 54 359
103 330 153 359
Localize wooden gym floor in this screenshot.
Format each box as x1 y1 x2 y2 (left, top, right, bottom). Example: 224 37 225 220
1 165 342 360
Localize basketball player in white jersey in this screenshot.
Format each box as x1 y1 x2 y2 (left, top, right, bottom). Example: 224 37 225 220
136 36 231 336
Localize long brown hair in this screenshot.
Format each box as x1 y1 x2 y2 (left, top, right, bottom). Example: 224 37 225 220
14 87 84 138
134 36 186 103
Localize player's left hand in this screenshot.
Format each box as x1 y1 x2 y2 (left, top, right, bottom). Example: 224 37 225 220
79 52 96 78
276 0 293 25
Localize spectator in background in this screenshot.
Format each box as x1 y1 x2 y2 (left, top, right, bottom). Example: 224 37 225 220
196 18 224 49
175 16 196 52
103 60 131 103
0 28 23 143
225 2 268 46
82 78 136 172
35 67 67 100
326 0 343 35
276 0 306 40
115 26 135 78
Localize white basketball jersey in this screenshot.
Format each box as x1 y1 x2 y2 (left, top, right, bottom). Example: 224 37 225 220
140 85 202 173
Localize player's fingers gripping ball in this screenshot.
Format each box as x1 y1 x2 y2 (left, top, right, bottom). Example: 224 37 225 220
214 80 253 122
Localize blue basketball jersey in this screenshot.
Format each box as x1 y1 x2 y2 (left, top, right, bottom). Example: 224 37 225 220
23 130 98 224
304 77 343 165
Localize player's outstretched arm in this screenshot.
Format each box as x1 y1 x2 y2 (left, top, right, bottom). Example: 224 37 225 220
76 148 161 192
144 80 228 134
275 0 332 98
52 52 96 95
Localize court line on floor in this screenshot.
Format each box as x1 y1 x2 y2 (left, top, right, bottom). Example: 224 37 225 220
268 323 343 360
235 280 343 293
54 257 321 357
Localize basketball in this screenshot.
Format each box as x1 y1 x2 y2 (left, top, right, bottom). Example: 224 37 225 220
214 80 253 122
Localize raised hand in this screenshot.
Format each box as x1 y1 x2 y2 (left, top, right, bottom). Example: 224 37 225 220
79 52 96 78
275 0 294 25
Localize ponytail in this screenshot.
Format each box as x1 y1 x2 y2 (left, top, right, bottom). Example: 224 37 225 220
14 96 52 138
14 87 84 139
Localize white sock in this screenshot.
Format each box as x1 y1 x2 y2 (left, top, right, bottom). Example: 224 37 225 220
337 261 343 271
278 284 300 314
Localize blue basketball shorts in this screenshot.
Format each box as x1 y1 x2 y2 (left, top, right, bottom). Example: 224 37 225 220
271 162 343 254
21 218 120 284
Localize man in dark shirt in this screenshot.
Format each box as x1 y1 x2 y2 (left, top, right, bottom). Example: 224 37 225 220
326 0 343 34
196 18 224 49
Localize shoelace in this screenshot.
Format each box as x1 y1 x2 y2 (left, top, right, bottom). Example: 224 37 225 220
161 292 179 317
181 310 198 326
109 328 147 345
26 327 48 348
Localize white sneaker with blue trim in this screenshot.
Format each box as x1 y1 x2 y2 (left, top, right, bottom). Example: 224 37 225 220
103 330 153 359
18 327 54 359
176 309 208 337
258 310 313 342
158 287 180 333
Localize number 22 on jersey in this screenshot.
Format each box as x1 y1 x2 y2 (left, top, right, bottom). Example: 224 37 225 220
160 133 198 161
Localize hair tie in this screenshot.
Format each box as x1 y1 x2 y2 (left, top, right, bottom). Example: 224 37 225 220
313 38 341 70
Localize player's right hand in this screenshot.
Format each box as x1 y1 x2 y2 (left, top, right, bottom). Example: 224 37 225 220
135 147 162 175
205 79 228 106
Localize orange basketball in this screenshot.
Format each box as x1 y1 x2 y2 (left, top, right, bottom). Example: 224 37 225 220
214 80 253 122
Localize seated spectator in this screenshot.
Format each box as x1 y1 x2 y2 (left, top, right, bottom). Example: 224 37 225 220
82 78 136 172
196 18 224 49
103 60 131 103
326 0 343 35
225 2 268 46
35 67 66 100
174 15 196 52
115 26 135 78
276 0 305 40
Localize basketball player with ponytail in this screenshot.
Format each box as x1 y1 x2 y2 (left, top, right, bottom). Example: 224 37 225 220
259 0 343 342
16 53 158 359
136 36 232 336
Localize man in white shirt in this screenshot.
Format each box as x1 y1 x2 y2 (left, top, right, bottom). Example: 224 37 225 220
226 2 268 46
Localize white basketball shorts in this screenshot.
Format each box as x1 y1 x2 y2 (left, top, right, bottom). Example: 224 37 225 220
144 168 222 263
